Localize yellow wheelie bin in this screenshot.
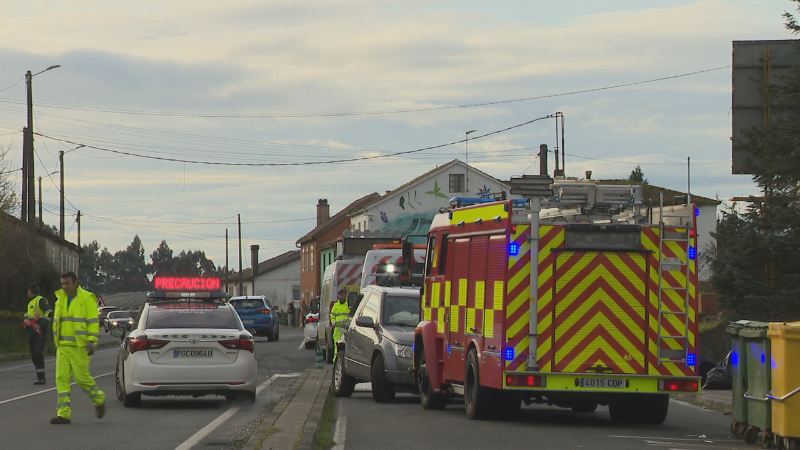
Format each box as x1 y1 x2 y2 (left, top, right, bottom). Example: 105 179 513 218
739 322 772 446
768 321 800 450
727 320 752 439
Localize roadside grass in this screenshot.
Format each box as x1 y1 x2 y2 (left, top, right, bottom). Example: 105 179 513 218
314 395 336 450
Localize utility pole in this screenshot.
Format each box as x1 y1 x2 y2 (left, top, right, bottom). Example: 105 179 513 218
238 214 243 296
225 229 229 294
21 128 28 222
26 71 35 225
38 176 42 227
59 150 64 239
76 210 81 279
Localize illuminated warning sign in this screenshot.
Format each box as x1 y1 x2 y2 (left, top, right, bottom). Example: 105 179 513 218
153 277 221 291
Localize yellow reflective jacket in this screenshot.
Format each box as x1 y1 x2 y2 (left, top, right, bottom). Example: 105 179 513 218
25 295 53 320
53 286 99 348
331 300 350 325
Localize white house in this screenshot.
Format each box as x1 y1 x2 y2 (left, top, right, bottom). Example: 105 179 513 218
226 249 301 311
348 160 515 240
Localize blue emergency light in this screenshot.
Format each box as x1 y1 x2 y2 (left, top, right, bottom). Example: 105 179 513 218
688 247 697 260
687 353 696 366
509 243 520 256
504 347 515 360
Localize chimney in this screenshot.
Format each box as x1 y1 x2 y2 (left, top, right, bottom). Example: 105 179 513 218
317 199 330 225
585 170 592 180
250 245 260 276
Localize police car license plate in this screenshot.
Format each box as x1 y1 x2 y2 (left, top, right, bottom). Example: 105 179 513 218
579 377 626 389
173 349 212 358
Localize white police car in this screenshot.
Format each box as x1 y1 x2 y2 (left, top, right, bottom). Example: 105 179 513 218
112 277 257 407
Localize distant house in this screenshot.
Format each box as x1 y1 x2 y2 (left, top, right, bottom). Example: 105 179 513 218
348 160 514 242
226 249 301 311
296 193 382 310
1 212 80 275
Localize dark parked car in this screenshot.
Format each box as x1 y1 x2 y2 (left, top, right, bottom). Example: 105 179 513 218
104 310 135 332
230 296 280 341
331 286 420 403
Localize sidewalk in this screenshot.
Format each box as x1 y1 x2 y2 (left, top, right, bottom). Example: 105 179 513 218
672 389 733 414
244 367 332 450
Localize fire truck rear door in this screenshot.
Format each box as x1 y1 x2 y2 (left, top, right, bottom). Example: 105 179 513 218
551 226 648 375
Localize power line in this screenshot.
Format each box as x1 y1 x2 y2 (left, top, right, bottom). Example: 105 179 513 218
0 64 731 118
35 114 555 167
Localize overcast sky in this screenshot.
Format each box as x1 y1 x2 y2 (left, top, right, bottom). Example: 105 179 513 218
0 0 795 269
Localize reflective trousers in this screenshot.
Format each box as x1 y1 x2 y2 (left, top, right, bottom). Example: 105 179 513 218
55 345 105 419
28 332 46 376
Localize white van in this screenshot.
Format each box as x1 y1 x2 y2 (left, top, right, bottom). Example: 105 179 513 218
317 258 364 363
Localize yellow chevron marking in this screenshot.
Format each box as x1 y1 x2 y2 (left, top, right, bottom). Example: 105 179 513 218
475 281 485 309
450 202 508 225
507 291 528 320
494 281 504 310
459 279 467 306
450 305 459 332
508 311 529 339
437 308 445 333
485 310 494 338
444 281 451 307
467 308 476 332
555 254 645 316
559 334 638 373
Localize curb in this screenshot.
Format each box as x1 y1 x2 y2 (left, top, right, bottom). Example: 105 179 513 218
243 368 332 450
671 393 732 414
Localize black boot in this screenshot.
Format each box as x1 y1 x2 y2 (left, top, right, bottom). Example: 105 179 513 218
34 371 46 385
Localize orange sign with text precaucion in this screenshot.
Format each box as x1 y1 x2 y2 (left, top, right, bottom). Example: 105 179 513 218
153 277 221 291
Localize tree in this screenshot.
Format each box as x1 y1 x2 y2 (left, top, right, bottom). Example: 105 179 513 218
0 142 19 215
628 165 648 184
711 3 800 321
150 239 175 276
149 239 220 277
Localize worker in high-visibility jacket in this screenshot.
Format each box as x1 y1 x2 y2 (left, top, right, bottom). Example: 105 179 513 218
50 271 106 425
23 283 52 385
331 288 351 358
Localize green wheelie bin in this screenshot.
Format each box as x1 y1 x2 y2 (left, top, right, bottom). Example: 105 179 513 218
727 320 752 439
740 321 773 446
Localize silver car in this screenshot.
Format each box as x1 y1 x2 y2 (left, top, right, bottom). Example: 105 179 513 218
332 286 420 403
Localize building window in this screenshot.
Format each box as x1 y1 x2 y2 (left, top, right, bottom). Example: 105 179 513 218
310 245 314 271
449 173 465 193
293 286 300 301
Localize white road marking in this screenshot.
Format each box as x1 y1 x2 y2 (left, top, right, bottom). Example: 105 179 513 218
0 347 116 373
331 399 347 450
174 372 300 450
0 371 114 405
297 339 306 351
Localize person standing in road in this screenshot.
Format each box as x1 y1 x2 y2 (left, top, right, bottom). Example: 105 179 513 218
23 283 53 385
287 302 296 327
331 288 351 358
50 271 106 425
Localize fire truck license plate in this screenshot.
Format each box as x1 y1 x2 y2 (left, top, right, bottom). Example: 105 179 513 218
579 378 626 389
173 349 212 358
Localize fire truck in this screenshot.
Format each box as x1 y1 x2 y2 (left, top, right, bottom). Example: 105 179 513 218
409 181 701 423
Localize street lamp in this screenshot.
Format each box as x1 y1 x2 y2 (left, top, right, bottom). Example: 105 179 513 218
60 144 84 239
465 130 476 193
22 64 61 224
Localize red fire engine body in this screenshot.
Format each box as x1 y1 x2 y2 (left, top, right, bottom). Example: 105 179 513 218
413 183 701 423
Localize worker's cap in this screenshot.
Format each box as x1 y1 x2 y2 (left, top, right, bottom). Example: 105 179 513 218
338 288 348 295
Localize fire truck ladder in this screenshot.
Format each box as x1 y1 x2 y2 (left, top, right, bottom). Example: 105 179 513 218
655 191 693 366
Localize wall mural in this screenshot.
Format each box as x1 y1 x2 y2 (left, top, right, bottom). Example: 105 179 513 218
380 210 438 239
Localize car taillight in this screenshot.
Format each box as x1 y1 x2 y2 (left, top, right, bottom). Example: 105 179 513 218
306 317 319 324
658 379 699 392
256 308 269 313
129 338 168 354
220 338 255 352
